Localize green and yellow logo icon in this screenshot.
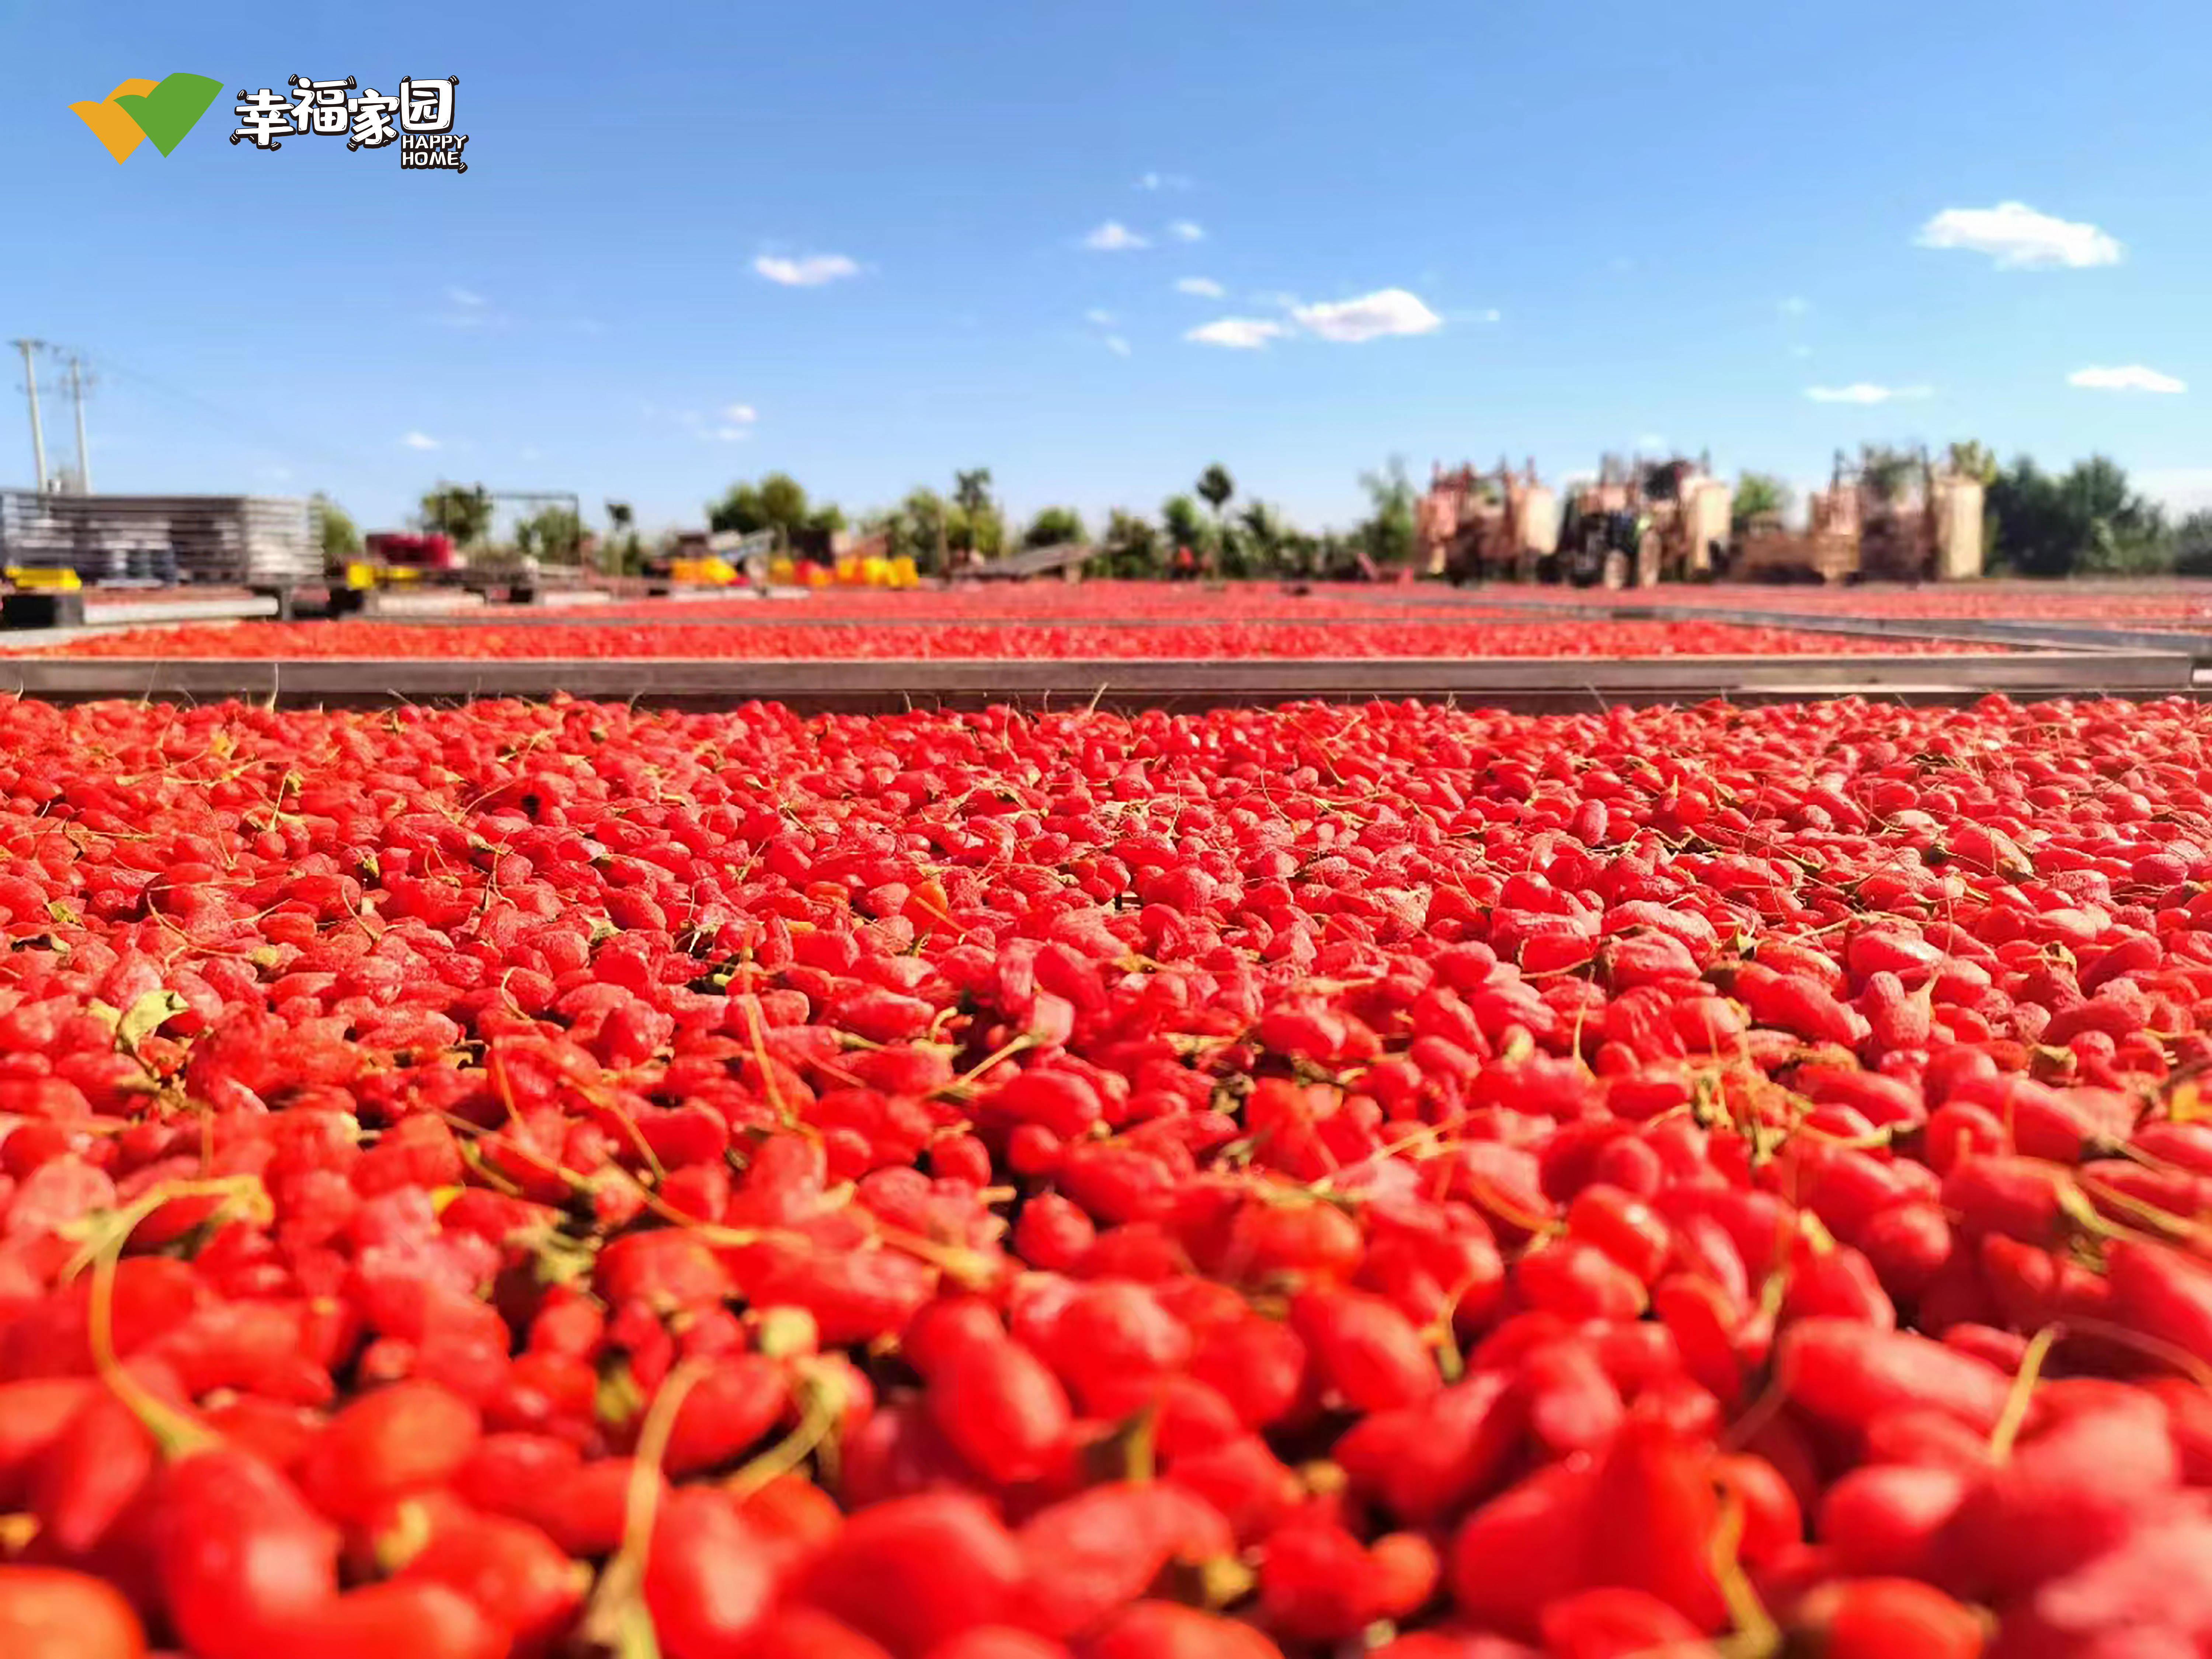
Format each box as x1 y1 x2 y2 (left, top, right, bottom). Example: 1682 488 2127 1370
70 73 224 163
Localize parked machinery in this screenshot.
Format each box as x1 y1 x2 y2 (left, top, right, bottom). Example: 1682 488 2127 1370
0 490 313 591
1556 456 1734 589
1416 459 1561 584
1728 449 1984 585
1420 453 1730 590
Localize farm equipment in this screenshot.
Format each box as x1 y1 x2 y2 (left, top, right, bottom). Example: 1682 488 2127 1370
1556 457 1733 589
1418 456 1732 589
1417 460 1561 584
1728 449 1983 585
0 490 316 625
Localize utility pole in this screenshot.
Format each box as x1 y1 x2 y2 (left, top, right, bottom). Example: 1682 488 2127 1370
65 354 91 494
10 339 49 492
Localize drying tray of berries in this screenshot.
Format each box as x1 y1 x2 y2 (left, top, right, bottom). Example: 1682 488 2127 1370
3 691 2212 1656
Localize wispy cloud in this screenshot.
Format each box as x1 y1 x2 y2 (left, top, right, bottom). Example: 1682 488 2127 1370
1635 433 1667 451
1804 383 1933 404
708 425 752 442
1292 288 1442 343
1085 308 1117 326
1083 220 1149 251
721 403 759 424
1916 202 2122 268
1103 335 1131 358
754 253 861 286
1136 171 1193 191
400 431 441 451
1778 295 1811 316
2069 364 2186 393
1167 220 1204 243
447 286 486 307
1186 317 1289 350
1185 286 1446 350
1791 344 1815 359
1175 277 1225 298
519 445 542 463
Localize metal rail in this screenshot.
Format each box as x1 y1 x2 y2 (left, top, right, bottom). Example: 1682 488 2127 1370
1360 586 2212 660
0 650 2192 714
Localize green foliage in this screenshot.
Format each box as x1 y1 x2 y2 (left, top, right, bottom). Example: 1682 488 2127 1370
1357 458 1418 567
1857 445 1921 504
1988 453 2169 577
1099 509 1161 578
515 504 582 562
1196 464 1235 519
418 482 493 547
1022 506 1087 549
1234 501 1291 577
601 501 640 575
953 469 994 520
873 487 953 575
1947 440 1999 486
1732 472 1791 533
2174 510 2212 577
1161 494 1212 559
708 473 820 546
312 493 361 563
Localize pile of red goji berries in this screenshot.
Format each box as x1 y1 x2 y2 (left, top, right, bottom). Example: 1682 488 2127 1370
3 690 2212 1657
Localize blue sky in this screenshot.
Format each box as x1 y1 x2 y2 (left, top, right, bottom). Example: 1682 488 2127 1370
5 0 2210 538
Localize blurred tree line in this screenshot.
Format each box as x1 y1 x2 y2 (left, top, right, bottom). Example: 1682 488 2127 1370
351 447 2204 583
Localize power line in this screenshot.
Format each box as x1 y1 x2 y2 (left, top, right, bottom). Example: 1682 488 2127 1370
93 355 392 478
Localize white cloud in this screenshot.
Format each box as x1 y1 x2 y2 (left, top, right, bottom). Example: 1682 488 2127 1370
1103 335 1131 358
1791 344 1815 359
2068 364 2186 394
1778 296 1811 316
1136 171 1192 191
1915 202 2122 269
1478 307 1502 323
753 253 861 286
709 426 751 442
1083 221 1149 251
1635 434 1667 451
1291 287 1443 343
1186 316 1289 350
1804 383 1934 404
721 403 759 423
447 286 486 307
1167 220 1204 242
1174 277 1225 298
400 431 440 450
1085 308 1117 326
